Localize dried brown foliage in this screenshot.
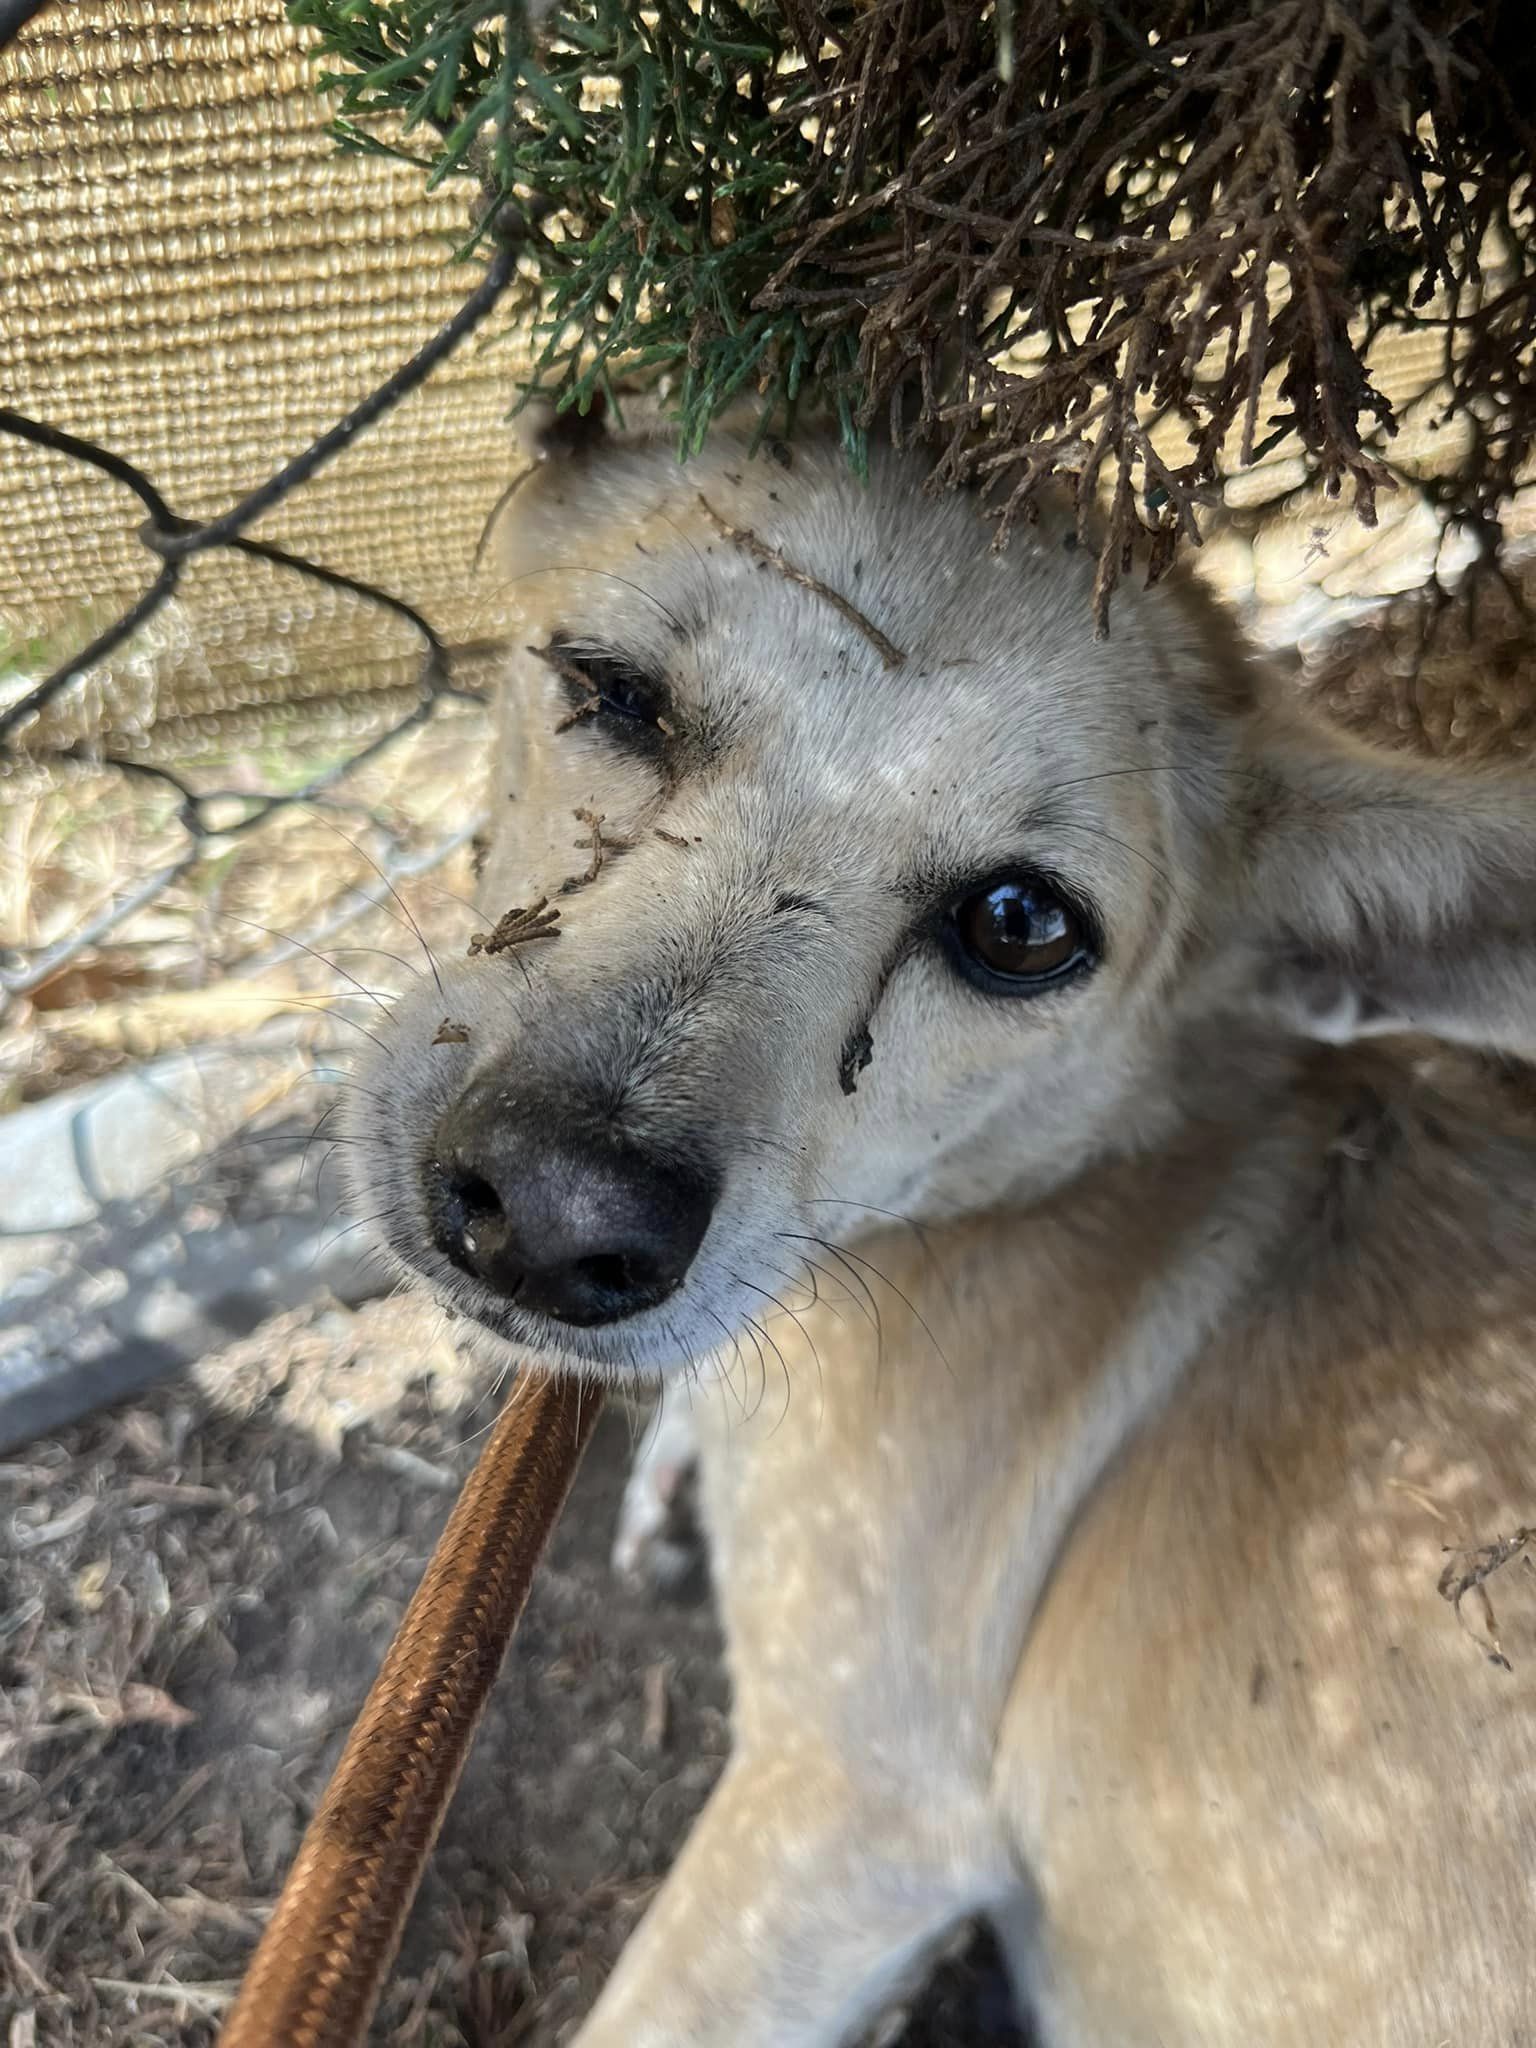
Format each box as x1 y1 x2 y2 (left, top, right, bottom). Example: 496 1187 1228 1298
759 0 1536 619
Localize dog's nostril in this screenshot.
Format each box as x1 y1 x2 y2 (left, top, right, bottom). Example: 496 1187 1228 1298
452 1169 502 1226
424 1153 516 1284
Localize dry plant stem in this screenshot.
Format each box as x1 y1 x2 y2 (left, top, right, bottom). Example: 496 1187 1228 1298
695 493 907 669
1438 1525 1536 1670
216 1371 603 2048
466 898 561 956
569 806 631 886
554 694 603 731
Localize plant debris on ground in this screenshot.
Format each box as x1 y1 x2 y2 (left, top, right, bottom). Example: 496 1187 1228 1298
0 1296 1028 2046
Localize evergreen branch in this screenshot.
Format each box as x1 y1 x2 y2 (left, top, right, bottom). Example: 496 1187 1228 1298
287 0 1536 621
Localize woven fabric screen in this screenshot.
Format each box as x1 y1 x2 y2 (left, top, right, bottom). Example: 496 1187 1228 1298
0 0 530 756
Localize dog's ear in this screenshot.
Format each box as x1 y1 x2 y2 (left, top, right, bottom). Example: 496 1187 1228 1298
473 394 614 573
511 388 611 468
1242 716 1536 1061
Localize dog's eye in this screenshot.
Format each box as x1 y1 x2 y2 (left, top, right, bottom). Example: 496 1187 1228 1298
580 651 664 725
541 637 672 736
946 875 1094 992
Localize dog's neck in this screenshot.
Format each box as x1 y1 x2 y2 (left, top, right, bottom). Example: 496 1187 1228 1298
693 1038 1370 1766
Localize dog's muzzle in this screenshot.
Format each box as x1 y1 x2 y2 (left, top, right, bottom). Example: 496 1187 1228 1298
424 1076 719 1327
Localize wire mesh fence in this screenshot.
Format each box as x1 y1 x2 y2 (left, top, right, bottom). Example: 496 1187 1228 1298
0 243 512 1003
0 1 554 1470
0 301 514 1432
0 2 551 1133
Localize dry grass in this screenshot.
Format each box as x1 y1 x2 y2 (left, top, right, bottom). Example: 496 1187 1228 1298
0 1277 1028 2046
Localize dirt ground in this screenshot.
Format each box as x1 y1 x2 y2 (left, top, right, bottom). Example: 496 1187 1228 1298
0 1290 1028 2047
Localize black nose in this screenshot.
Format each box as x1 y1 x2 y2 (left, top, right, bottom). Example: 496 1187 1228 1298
424 1086 718 1327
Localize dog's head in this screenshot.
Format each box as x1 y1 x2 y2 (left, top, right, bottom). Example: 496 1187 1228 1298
347 410 1536 1380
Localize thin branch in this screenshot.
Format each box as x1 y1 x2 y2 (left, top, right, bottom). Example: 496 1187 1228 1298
695 492 907 669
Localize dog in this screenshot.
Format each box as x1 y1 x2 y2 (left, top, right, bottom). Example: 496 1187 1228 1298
347 404 1536 2044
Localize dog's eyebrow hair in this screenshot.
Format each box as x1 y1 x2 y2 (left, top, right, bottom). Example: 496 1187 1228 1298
891 859 954 906
507 563 691 639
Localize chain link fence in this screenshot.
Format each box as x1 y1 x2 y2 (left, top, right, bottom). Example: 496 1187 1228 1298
1 2 537 1063
0 2 547 1445
0 254 518 1437
0 243 510 997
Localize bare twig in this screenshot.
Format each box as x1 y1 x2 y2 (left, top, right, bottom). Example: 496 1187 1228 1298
466 898 561 957
567 807 632 888
1438 1526 1535 1672
695 493 907 670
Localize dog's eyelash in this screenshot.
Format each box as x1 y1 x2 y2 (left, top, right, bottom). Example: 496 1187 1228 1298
538 635 674 739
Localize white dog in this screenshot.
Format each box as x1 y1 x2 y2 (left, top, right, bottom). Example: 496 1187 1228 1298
348 407 1536 2045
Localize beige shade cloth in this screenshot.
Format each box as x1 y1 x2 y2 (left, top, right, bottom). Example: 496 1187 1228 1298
0 0 533 754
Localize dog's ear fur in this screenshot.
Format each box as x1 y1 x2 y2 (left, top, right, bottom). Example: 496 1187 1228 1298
1241 715 1536 1060
511 389 612 468
473 394 617 573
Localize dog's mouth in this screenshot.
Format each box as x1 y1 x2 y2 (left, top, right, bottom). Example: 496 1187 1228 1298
370 1162 839 1387
442 1279 689 1374
381 1228 707 1376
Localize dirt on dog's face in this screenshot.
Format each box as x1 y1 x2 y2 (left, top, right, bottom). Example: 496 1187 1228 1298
345 422 1245 1380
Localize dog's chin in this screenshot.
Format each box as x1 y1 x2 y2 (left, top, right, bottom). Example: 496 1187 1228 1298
379 1239 734 1386
448 1299 710 1386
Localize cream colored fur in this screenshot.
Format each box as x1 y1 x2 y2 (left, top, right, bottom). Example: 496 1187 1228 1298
346 409 1536 2044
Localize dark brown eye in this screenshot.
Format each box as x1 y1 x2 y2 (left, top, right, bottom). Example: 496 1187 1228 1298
536 636 673 738
948 876 1092 991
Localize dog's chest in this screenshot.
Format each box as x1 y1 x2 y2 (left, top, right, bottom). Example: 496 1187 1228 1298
687 1198 1261 1795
